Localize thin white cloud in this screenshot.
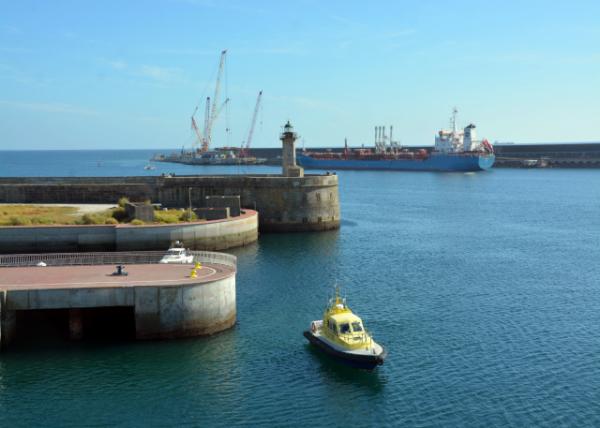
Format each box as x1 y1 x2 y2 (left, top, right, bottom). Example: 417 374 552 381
237 47 308 56
0 100 99 116
60 30 77 39
149 48 218 56
0 46 32 54
379 29 416 40
170 0 269 15
267 94 342 113
99 58 189 84
108 60 128 70
139 65 184 82
1 25 21 35
149 46 308 56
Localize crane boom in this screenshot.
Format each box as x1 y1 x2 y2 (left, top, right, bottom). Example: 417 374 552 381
191 115 204 152
242 90 262 157
214 98 230 123
204 49 227 152
201 97 210 152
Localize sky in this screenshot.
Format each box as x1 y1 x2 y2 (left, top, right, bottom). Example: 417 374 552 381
1 0 599 150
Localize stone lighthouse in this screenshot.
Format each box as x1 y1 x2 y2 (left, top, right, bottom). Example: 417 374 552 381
280 121 304 177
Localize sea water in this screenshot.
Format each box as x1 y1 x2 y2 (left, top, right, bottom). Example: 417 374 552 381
1 150 600 426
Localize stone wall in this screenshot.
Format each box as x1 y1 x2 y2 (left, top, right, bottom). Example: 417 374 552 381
0 174 340 232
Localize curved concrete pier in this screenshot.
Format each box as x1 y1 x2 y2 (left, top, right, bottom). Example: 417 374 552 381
0 251 237 348
0 210 258 253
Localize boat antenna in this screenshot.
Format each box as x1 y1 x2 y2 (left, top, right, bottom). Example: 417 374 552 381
452 107 458 135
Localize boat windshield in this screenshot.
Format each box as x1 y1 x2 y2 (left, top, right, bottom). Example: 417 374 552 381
168 249 184 255
352 322 363 332
339 323 350 334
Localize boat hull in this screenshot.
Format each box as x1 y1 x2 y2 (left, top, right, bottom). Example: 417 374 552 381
297 153 495 172
303 331 386 369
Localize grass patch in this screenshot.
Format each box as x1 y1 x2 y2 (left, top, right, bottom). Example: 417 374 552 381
0 205 79 226
154 208 198 224
0 204 205 226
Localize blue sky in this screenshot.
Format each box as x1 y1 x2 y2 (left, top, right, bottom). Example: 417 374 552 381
1 0 599 150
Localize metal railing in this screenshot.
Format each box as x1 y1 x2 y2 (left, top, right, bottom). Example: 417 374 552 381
0 251 236 269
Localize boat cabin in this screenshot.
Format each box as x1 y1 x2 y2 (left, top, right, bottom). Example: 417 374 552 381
322 295 371 348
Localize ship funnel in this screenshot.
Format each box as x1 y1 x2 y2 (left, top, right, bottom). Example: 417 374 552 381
463 124 476 151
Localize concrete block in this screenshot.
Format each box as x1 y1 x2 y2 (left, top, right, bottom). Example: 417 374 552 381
205 195 241 217
194 207 230 221
125 203 155 222
285 166 304 178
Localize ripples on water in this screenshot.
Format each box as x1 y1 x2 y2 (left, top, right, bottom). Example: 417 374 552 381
1 151 600 426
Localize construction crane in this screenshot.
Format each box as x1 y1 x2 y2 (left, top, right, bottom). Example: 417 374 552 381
241 90 262 157
203 49 227 152
190 50 228 153
190 107 204 153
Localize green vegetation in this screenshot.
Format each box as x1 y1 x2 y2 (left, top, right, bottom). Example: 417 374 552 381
118 197 130 208
111 207 128 222
0 205 79 226
154 208 198 224
0 202 204 226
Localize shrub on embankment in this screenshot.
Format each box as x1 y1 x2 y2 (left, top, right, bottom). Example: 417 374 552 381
0 201 203 226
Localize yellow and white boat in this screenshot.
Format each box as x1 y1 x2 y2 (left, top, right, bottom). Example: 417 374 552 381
303 288 387 369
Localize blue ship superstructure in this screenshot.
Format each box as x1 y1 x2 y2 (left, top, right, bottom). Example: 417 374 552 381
298 109 495 172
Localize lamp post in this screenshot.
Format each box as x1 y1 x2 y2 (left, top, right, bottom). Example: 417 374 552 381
188 187 192 222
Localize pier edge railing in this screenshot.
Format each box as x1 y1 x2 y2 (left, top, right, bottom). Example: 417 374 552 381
0 251 236 269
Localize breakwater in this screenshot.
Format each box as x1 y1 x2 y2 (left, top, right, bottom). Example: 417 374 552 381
0 174 340 232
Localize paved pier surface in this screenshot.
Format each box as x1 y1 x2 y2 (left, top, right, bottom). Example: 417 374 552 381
0 263 234 291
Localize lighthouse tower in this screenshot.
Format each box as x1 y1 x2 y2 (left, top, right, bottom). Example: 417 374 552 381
280 121 304 177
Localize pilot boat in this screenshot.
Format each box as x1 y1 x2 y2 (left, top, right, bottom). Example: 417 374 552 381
159 242 194 264
303 288 387 369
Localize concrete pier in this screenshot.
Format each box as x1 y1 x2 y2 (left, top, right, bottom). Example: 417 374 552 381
0 251 236 349
0 209 258 254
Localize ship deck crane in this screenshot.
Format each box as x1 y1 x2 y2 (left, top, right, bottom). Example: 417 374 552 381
241 90 262 157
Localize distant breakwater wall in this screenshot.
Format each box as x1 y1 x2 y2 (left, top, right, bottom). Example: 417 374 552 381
0 174 340 232
0 210 258 254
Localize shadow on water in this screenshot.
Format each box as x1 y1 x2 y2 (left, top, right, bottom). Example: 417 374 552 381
304 344 386 393
6 307 137 352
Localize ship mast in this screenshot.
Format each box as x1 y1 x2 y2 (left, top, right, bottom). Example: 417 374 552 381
451 107 458 136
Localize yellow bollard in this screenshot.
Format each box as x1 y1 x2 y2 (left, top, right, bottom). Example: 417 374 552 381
190 268 197 278
195 261 202 270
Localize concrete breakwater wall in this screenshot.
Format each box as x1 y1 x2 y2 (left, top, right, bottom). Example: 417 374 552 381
0 210 258 253
0 174 340 232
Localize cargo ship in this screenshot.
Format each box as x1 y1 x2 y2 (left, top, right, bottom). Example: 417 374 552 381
298 109 495 172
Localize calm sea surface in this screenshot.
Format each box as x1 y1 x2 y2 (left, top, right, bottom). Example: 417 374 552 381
1 150 600 426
